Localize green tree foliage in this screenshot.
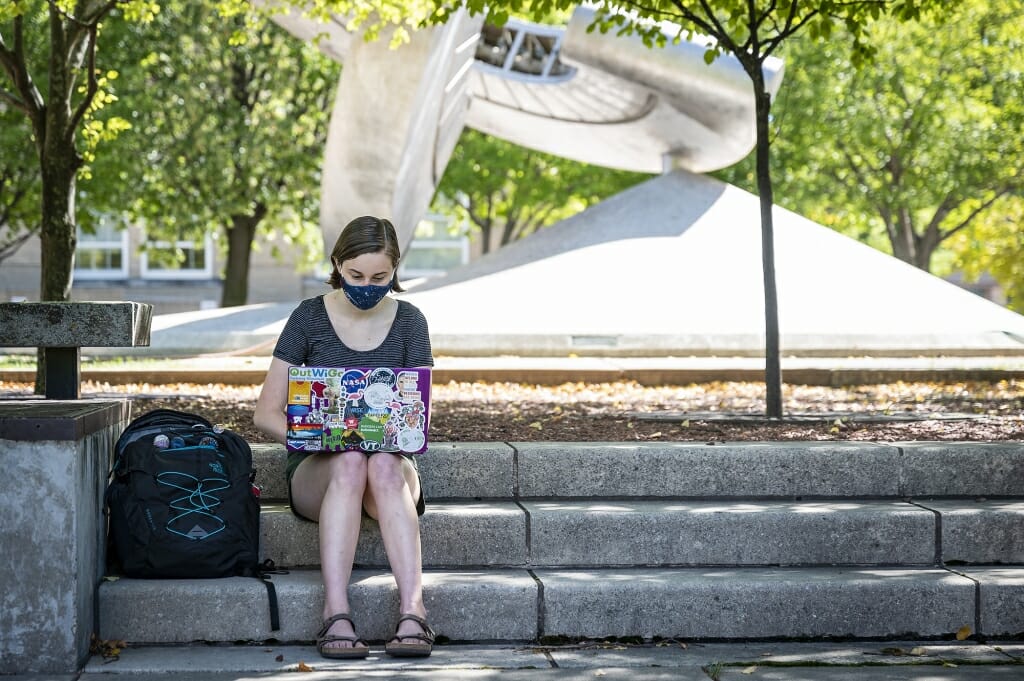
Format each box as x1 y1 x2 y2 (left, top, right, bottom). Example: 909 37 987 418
472 0 940 417
718 0 1024 276
948 195 1024 313
0 104 38 263
0 0 153 302
0 0 441 310
97 3 340 307
434 128 649 254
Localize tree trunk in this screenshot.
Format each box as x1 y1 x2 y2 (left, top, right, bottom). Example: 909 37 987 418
751 68 783 418
478 218 493 255
33 20 85 393
220 209 265 307
500 212 519 247
38 155 78 302
34 151 79 394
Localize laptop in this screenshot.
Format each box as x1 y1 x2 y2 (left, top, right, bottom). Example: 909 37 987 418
285 366 431 454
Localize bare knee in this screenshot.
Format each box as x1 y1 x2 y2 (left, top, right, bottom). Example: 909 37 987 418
325 451 368 494
366 453 407 495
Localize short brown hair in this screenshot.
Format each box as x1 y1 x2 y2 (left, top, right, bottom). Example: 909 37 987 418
326 216 405 292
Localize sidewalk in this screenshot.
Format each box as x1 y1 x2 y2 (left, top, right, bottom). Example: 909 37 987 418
34 641 1024 680
3 354 1024 387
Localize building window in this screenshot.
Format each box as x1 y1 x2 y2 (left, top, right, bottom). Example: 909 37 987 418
75 220 129 280
141 234 215 280
399 216 469 280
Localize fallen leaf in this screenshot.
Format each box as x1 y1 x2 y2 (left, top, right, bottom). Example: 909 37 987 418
942 661 958 668
529 421 543 430
296 661 314 672
760 652 773 657
89 634 127 662
103 575 120 582
956 625 972 641
682 419 690 427
741 665 758 674
909 647 928 656
648 431 663 438
595 671 606 677
275 654 284 662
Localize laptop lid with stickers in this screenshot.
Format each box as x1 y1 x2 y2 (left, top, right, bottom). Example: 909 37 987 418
285 366 431 455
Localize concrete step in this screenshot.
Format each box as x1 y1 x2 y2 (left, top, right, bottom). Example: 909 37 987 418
261 502 528 568
253 442 515 502
97 566 1024 643
260 500 1024 569
252 442 1024 502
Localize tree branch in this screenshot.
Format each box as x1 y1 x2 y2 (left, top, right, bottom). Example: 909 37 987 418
0 15 45 120
763 2 820 57
612 0 735 53
693 0 738 52
67 22 99 142
921 193 957 242
0 86 30 113
834 139 874 197
516 200 561 241
938 189 1013 242
43 0 117 31
0 226 36 264
463 195 489 232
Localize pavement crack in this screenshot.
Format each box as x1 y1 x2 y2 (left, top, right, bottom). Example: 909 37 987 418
942 564 983 642
527 569 545 644
506 441 520 499
907 499 943 565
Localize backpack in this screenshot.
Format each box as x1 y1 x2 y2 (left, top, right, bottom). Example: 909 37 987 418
105 408 280 629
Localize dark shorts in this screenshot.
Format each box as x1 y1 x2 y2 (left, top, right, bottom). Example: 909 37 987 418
285 449 426 522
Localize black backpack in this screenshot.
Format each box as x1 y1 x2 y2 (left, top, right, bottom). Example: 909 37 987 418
105 408 280 629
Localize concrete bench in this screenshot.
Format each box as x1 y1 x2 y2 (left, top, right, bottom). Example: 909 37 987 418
0 301 153 398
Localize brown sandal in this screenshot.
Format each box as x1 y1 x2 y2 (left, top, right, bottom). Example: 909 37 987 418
316 613 369 659
384 613 435 657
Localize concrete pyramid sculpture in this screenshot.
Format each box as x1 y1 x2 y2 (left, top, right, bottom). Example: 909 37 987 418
403 170 1024 356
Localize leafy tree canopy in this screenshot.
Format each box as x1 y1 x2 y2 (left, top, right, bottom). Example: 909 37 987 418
88 2 339 305
0 104 38 262
715 0 1023 278
434 129 649 253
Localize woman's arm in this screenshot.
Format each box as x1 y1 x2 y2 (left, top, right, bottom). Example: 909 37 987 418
253 357 293 445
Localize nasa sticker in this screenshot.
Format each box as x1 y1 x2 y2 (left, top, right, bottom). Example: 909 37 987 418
340 369 367 397
363 382 394 409
398 429 425 453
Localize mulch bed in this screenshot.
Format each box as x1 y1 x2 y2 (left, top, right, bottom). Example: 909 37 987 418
3 379 1022 442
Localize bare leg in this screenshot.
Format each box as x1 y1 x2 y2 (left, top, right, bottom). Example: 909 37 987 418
291 451 368 651
363 453 427 640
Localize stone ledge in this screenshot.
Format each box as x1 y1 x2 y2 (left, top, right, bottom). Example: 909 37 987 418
0 301 152 348
0 400 129 441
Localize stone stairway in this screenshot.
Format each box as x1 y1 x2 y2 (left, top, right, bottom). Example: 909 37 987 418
98 441 1024 645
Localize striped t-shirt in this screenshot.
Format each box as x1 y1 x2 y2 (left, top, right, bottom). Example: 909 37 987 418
272 296 433 368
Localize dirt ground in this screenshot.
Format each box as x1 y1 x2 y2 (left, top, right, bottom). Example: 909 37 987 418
3 379 1022 442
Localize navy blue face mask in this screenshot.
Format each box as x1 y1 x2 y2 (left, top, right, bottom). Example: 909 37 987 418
340 275 392 310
